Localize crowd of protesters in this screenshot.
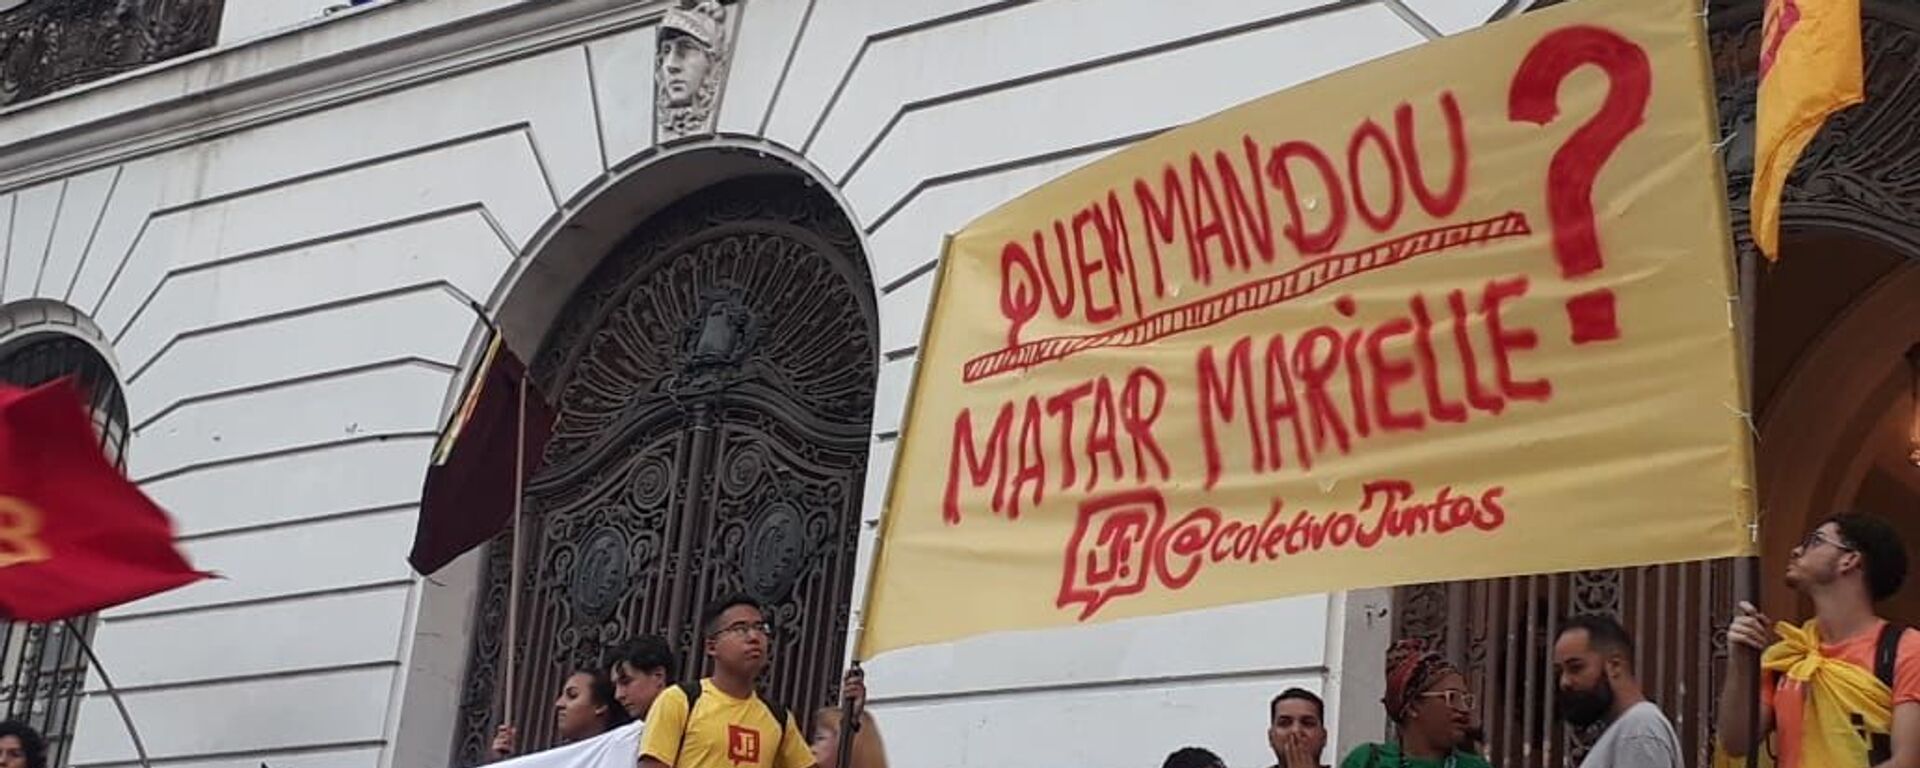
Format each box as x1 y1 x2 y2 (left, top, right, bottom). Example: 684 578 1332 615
1162 512 1912 768
453 511 1910 768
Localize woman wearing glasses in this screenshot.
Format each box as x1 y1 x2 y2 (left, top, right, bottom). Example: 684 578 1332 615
1341 639 1491 768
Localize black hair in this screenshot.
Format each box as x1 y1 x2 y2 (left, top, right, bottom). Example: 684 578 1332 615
1826 513 1910 602
0 720 47 768
1271 687 1325 722
567 667 633 731
703 593 764 636
1161 747 1226 768
606 634 676 680
1559 613 1635 663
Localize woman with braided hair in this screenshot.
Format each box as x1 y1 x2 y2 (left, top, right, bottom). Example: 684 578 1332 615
1339 639 1492 768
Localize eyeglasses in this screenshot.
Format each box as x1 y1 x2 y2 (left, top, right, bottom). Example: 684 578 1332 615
1418 690 1476 711
711 620 774 639
1799 531 1856 554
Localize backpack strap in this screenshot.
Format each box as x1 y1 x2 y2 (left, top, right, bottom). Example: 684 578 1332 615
675 681 704 761
763 699 789 755
672 680 789 761
1870 623 1905 766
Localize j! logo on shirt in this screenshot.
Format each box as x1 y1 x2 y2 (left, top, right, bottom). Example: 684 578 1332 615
727 724 761 764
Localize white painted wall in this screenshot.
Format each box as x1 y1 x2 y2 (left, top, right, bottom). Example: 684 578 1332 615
217 0 387 45
0 1 1524 766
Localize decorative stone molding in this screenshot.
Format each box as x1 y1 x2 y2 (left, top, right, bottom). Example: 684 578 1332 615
0 0 223 107
655 0 732 142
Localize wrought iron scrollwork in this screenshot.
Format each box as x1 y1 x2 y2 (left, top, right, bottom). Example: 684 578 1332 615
1713 1 1920 254
0 0 223 106
454 176 877 763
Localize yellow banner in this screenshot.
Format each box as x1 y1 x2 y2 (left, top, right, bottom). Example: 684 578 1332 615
1751 0 1863 259
860 0 1754 658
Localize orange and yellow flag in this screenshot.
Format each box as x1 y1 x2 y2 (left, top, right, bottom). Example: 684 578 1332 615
1752 0 1864 259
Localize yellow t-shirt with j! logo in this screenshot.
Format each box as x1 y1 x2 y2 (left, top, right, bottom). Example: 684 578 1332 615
640 680 814 768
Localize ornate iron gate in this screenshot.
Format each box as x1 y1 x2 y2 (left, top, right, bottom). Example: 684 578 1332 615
1394 562 1737 767
0 333 130 768
453 177 878 762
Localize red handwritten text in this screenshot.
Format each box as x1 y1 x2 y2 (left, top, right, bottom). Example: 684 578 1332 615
998 93 1469 347
1056 480 1506 620
1194 276 1549 488
944 367 1173 525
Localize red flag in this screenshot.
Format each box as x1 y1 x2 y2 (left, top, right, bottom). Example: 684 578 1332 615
0 379 208 622
408 335 556 575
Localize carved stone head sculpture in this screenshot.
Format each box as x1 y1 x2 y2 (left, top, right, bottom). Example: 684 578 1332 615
657 0 729 140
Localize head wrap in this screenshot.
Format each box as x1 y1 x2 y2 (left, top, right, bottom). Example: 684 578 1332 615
1382 638 1459 721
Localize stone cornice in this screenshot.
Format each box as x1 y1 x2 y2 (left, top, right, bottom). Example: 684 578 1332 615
0 0 669 191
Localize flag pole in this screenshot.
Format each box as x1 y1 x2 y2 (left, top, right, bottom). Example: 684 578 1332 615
65 618 152 768
836 235 958 768
503 375 529 731
1736 203 1763 768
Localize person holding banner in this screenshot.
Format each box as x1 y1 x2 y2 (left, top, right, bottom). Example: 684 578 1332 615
490 667 633 761
1341 640 1490 768
810 669 886 768
639 594 815 768
1716 513 1918 768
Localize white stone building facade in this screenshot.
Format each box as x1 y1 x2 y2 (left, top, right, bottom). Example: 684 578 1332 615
0 2 1533 767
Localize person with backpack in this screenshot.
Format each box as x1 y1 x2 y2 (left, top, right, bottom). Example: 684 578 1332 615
1340 638 1491 768
1716 512 1918 768
639 594 814 768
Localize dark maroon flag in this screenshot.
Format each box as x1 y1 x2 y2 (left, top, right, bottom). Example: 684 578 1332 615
408 335 555 575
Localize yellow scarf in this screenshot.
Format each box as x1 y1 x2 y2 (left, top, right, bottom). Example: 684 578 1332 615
1712 621 1892 768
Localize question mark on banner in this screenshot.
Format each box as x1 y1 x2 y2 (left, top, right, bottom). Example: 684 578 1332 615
1508 26 1652 345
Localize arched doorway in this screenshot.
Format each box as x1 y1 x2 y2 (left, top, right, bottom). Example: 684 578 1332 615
451 175 878 762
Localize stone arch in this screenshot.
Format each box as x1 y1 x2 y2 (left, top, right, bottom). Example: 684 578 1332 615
489 139 881 366
418 142 879 763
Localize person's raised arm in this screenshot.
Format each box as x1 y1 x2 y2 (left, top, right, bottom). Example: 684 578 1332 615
1716 601 1775 757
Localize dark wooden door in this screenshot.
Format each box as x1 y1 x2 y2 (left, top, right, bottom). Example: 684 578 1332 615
454 177 877 762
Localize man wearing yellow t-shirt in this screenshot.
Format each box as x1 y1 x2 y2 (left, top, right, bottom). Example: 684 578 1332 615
640 594 815 768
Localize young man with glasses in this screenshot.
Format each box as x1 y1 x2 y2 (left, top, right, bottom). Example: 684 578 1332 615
640 594 815 768
1716 513 1918 768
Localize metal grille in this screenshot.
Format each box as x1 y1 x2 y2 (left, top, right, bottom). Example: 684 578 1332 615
1394 561 1736 768
453 177 878 763
0 333 131 767
0 0 225 107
